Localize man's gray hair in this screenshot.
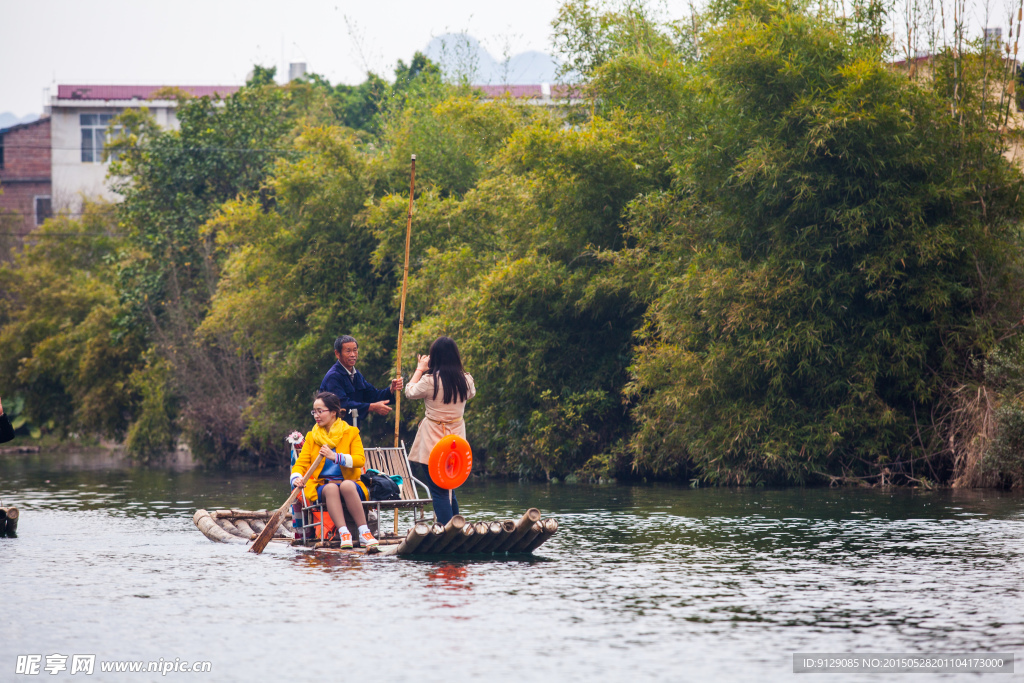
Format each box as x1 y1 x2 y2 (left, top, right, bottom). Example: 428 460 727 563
334 335 357 352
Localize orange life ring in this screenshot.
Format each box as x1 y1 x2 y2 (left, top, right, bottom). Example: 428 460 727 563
428 435 473 489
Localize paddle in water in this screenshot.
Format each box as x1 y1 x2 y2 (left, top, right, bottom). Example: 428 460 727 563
249 454 324 554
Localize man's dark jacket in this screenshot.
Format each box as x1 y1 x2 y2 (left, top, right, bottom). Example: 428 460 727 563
0 413 14 444
319 362 393 418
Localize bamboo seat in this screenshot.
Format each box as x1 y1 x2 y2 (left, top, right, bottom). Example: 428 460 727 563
362 442 434 536
297 441 432 545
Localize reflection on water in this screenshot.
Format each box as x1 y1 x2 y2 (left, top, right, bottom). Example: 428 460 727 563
427 562 471 590
1 448 1023 682
426 563 473 612
287 550 370 574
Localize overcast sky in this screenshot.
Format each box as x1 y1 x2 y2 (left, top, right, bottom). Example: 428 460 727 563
0 0 582 117
5 0 988 118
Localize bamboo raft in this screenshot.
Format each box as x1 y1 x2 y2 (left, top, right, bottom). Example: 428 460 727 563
1 507 19 538
193 507 558 556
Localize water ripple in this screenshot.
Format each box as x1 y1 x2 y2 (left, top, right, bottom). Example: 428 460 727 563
1 451 1022 681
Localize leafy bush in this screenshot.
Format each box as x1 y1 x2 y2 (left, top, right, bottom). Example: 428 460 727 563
626 0 1024 483
981 339 1024 486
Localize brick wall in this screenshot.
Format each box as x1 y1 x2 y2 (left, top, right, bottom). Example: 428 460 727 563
0 118 52 237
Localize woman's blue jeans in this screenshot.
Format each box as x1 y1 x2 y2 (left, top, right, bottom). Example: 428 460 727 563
411 461 459 525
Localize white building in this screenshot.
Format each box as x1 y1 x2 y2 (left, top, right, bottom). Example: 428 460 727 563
42 80 568 215
45 85 239 213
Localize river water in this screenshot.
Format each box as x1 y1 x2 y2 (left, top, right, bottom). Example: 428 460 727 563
1 448 1022 682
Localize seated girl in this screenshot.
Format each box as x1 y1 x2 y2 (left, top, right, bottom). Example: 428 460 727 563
291 392 378 550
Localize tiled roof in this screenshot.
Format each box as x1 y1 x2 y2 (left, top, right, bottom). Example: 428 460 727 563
890 55 934 67
0 116 50 136
57 85 241 101
475 84 544 98
474 84 581 99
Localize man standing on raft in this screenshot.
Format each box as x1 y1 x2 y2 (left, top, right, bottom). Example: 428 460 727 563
405 336 475 525
321 335 404 423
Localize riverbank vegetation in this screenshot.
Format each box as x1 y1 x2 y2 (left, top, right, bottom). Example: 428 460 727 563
2 0 1024 486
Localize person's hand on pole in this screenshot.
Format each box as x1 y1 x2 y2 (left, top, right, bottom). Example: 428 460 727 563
319 444 336 461
391 377 404 392
369 401 392 416
0 396 4 416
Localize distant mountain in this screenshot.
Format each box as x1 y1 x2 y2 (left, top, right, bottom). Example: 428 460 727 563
0 112 40 129
424 34 561 85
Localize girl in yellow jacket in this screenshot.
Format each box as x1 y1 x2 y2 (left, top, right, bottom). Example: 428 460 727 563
291 392 378 550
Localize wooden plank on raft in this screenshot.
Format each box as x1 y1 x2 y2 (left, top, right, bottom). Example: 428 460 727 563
1 507 18 538
360 500 431 510
524 519 559 552
477 520 515 554
216 518 250 539
192 510 246 544
414 524 446 554
212 509 288 521
495 519 517 552
493 508 541 553
460 522 491 553
428 515 467 554
509 521 544 553
469 521 503 553
395 522 431 555
445 523 476 553
0 446 39 454
232 518 256 538
462 521 492 554
307 542 401 556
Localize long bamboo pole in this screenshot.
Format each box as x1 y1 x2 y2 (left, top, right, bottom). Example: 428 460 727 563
393 155 416 536
395 154 417 448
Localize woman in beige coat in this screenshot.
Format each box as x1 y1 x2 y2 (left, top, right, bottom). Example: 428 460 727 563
405 336 475 524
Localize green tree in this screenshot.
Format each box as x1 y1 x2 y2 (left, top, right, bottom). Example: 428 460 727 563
107 78 297 458
197 126 389 461
627 0 1024 484
388 104 670 478
306 52 442 134
0 203 145 439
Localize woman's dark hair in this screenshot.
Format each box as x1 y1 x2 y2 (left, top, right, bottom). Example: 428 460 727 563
427 336 469 404
314 391 345 417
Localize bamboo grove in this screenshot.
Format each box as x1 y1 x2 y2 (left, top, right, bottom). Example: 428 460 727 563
3 0 1024 486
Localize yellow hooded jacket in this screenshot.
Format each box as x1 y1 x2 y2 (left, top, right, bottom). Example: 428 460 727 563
292 419 367 502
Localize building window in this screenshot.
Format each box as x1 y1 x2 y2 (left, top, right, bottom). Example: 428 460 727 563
35 196 52 226
80 113 121 163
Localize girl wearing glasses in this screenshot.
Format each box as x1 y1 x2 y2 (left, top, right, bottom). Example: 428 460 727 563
290 391 378 550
